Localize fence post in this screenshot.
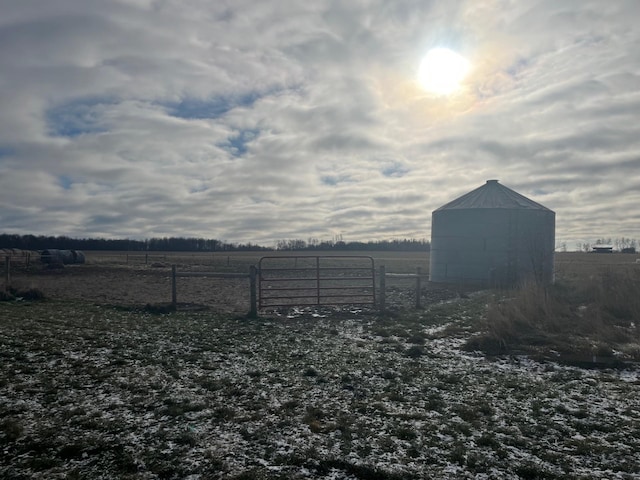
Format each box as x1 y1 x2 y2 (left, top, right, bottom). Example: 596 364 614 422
316 256 321 305
171 265 177 308
249 265 258 318
379 265 386 311
4 256 9 291
415 266 422 309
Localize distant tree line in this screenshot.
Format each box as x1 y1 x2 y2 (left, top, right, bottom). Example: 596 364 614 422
573 237 637 253
0 233 430 252
275 238 430 252
143 237 268 252
0 234 268 252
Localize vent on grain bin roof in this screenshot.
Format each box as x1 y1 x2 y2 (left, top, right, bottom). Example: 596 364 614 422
429 180 555 287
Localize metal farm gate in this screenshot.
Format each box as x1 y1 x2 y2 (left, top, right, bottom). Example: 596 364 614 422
258 256 376 309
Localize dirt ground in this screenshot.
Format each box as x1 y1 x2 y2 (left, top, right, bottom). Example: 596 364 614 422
5 262 462 315
8 264 250 313
5 251 637 314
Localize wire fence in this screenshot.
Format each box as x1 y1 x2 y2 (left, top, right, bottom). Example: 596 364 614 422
2 252 447 315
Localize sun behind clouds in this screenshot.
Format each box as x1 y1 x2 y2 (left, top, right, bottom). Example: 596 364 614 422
418 47 470 95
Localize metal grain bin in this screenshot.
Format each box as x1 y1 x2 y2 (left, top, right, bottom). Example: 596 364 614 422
430 180 555 287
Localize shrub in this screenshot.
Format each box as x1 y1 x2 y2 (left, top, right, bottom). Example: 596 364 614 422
466 269 640 361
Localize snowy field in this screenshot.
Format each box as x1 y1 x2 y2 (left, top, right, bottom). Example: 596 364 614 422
1 298 639 479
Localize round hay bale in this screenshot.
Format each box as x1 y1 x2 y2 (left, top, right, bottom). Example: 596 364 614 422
41 249 85 265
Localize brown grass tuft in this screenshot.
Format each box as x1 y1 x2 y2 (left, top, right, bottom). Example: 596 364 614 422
466 268 640 361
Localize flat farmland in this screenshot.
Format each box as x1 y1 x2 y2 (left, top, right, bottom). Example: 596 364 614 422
83 250 430 274
5 251 638 313
6 251 434 313
2 251 640 479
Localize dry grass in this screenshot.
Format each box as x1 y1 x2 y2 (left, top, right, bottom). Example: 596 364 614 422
466 267 640 362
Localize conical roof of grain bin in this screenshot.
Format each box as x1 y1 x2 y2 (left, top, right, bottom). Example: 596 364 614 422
429 180 555 287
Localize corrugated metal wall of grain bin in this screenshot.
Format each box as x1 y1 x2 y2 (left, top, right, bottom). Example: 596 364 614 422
429 180 555 287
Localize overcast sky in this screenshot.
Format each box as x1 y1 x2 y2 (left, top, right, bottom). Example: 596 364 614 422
1 0 639 248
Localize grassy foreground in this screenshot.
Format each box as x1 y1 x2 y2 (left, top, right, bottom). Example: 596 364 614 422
1 298 640 479
466 267 640 365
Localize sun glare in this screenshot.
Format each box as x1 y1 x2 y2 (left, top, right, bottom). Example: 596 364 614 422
418 48 470 95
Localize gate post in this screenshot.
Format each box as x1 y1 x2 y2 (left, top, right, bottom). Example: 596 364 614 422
249 265 257 318
415 267 422 309
379 265 386 311
4 256 9 291
315 256 321 305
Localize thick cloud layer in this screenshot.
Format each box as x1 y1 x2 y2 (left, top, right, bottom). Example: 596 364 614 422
1 0 638 247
